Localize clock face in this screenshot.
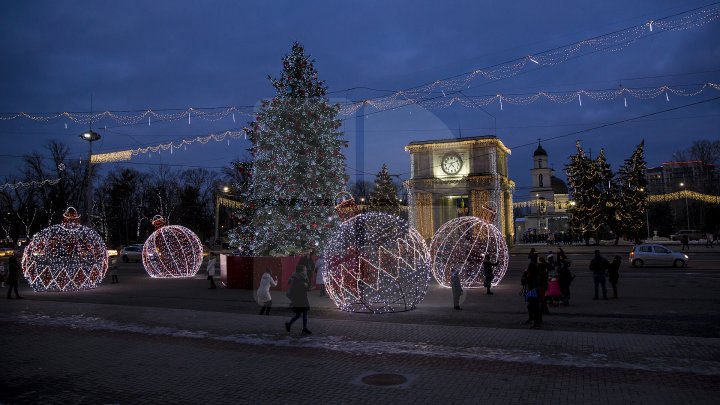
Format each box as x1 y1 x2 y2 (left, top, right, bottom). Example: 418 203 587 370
441 152 463 175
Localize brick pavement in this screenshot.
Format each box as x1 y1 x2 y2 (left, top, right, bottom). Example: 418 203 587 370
1 244 719 403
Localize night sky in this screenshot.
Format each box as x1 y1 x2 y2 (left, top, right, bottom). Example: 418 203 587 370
1 0 719 200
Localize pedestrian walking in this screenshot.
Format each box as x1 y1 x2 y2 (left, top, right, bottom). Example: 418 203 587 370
557 260 574 306
298 249 315 290
285 265 312 335
109 255 119 283
6 256 22 299
521 262 542 328
0 261 6 288
706 233 714 248
608 255 621 299
450 268 463 310
681 234 690 251
257 268 278 315
482 255 499 295
315 255 326 296
589 250 610 300
545 275 563 306
528 248 538 264
206 253 217 289
537 256 551 314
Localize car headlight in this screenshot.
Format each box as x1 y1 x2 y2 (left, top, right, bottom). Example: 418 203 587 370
683 254 688 259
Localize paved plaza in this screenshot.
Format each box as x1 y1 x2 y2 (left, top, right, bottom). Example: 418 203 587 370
2 245 719 404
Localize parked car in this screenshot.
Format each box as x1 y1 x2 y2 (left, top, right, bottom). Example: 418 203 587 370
120 245 144 263
629 244 689 268
0 247 15 257
670 230 702 241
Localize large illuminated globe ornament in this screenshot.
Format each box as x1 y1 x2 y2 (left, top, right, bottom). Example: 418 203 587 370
324 212 431 313
22 207 108 292
142 215 203 278
430 214 509 288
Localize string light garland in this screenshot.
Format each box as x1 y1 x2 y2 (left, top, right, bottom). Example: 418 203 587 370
337 4 720 116
21 207 108 292
91 130 245 163
0 106 254 125
648 190 720 204
0 178 61 190
142 215 203 278
324 212 431 313
429 214 509 289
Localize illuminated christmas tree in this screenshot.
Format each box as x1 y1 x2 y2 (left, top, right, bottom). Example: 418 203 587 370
595 149 620 243
565 142 601 244
616 141 648 243
369 163 400 216
246 42 346 256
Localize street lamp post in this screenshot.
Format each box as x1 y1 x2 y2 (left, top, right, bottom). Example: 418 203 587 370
680 182 690 229
214 186 231 247
80 130 101 224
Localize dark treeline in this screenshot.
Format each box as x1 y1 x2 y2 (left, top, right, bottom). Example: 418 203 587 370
0 140 232 248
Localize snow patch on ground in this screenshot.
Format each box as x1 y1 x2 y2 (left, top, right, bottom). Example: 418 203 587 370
7 312 720 376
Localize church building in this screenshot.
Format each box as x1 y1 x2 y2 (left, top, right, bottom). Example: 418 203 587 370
404 135 515 242
515 143 571 241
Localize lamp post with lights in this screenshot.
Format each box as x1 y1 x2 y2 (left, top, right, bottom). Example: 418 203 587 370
80 129 101 223
680 182 690 229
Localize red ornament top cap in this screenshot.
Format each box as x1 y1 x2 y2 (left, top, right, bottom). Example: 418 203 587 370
63 207 81 223
151 215 167 229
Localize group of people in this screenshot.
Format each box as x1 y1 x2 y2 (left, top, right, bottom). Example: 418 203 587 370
450 254 499 310
521 247 575 328
521 247 622 328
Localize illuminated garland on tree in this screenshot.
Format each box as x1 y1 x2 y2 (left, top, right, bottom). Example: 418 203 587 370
142 215 203 278
430 215 508 289
22 207 108 292
246 42 347 256
324 212 431 313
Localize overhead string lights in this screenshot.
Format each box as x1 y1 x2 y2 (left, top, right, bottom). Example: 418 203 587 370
0 106 254 125
338 82 720 114
91 130 246 163
0 178 61 191
335 3 720 115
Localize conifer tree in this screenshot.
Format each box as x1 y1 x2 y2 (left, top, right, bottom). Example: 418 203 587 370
595 149 620 243
245 42 347 256
369 164 400 216
565 142 601 244
616 141 648 243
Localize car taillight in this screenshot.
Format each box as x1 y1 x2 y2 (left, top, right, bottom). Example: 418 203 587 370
630 251 634 257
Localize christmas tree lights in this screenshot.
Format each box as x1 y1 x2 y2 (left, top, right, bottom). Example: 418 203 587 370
429 216 508 289
324 212 431 313
142 215 203 278
22 207 108 292
245 42 347 256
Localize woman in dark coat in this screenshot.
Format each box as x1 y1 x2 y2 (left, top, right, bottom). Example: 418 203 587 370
521 263 542 328
285 265 312 335
608 256 621 299
556 261 574 306
6 256 23 299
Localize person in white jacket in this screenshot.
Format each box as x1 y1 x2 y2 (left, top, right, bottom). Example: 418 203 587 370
257 269 278 315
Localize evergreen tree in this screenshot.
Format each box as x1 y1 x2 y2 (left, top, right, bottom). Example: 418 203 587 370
595 149 620 244
616 141 648 243
369 164 400 215
226 160 255 255
565 142 601 244
245 42 346 256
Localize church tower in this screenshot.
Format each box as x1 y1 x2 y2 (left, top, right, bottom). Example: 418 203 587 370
530 143 554 216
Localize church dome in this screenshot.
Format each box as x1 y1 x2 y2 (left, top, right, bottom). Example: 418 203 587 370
551 176 568 194
533 144 547 156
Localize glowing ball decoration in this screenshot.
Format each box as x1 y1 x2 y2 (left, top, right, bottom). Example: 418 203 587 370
324 212 431 313
22 207 108 292
429 216 509 289
142 215 203 278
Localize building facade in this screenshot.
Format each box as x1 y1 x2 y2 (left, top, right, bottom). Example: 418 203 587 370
404 136 514 242
515 143 570 241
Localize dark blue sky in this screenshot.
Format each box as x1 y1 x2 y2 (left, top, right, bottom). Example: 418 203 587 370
1 0 719 200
